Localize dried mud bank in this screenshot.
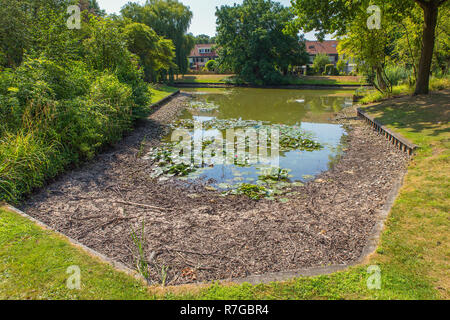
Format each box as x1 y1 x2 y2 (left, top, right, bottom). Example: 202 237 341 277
22 96 408 285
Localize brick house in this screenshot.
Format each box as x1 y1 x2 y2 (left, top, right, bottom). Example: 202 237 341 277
305 40 356 73
188 44 219 71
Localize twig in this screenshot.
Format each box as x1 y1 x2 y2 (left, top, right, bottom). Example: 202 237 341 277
114 200 173 211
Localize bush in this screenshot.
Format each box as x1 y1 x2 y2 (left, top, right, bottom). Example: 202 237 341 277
205 60 217 72
0 131 66 203
323 64 339 76
385 65 412 86
337 60 347 75
312 53 330 74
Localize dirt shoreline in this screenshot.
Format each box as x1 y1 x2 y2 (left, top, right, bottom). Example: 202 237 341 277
21 93 408 285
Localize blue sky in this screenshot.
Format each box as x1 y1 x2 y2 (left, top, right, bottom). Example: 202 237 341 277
97 0 326 40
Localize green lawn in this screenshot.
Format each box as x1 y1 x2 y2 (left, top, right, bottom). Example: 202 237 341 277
149 85 179 104
175 74 234 84
1 90 448 300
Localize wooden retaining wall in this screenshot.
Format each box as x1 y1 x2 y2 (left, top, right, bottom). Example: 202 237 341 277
357 108 418 155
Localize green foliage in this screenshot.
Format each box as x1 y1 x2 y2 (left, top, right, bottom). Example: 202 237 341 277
205 59 217 72
192 34 216 44
312 53 330 74
121 0 194 75
235 183 268 200
323 64 339 76
0 2 167 203
336 60 346 74
123 22 176 82
215 0 309 85
290 0 449 94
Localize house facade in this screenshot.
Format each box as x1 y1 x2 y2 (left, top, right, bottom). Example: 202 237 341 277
188 44 218 70
305 40 356 74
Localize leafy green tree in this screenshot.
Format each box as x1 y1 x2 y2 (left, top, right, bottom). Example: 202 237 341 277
121 0 194 75
123 22 176 82
312 53 330 74
192 34 216 44
215 0 309 84
290 0 449 94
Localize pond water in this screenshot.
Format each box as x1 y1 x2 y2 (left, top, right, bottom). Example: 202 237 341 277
157 88 353 194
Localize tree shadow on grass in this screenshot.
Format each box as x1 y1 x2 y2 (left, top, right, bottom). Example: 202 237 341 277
362 89 450 138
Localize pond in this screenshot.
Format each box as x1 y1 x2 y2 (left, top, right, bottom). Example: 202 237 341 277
150 88 353 198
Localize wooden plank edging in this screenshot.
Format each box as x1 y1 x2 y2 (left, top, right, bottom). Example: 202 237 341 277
357 108 419 155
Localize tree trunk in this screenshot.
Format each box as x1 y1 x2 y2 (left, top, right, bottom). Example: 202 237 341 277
375 65 387 92
414 2 439 95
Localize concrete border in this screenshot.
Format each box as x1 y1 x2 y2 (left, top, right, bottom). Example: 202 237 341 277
1 204 147 284
2 164 406 287
229 170 407 285
0 93 409 288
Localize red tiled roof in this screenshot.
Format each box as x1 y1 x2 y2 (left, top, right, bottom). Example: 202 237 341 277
305 40 339 55
189 44 218 57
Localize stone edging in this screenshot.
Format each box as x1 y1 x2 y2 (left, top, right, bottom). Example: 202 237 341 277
1 96 409 289
229 170 407 285
1 204 148 285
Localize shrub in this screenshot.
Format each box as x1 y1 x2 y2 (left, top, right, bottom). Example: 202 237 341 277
205 60 217 72
312 53 330 74
385 65 412 86
323 64 339 76
336 60 347 74
0 131 66 203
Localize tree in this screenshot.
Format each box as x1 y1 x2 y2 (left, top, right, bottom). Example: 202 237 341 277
289 0 449 95
123 22 175 82
413 0 448 94
215 0 309 84
193 34 216 44
121 0 194 75
312 53 330 74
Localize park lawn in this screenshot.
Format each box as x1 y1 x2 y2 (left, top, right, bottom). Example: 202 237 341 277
286 75 363 86
175 74 234 83
0 206 155 300
149 85 179 103
0 90 448 300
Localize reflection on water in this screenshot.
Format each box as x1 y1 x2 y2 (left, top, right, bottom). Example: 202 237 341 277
167 88 352 186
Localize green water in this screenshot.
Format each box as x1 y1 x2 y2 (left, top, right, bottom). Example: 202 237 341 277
164 88 353 189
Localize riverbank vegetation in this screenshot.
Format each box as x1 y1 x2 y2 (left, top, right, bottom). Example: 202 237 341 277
0 0 190 203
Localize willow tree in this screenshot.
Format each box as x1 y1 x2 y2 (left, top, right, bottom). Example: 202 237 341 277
289 0 449 95
121 0 194 76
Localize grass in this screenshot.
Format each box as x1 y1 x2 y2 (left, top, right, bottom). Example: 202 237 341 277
0 206 153 299
359 76 450 105
285 75 363 86
149 84 179 103
175 74 234 84
0 89 448 300
174 74 363 86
